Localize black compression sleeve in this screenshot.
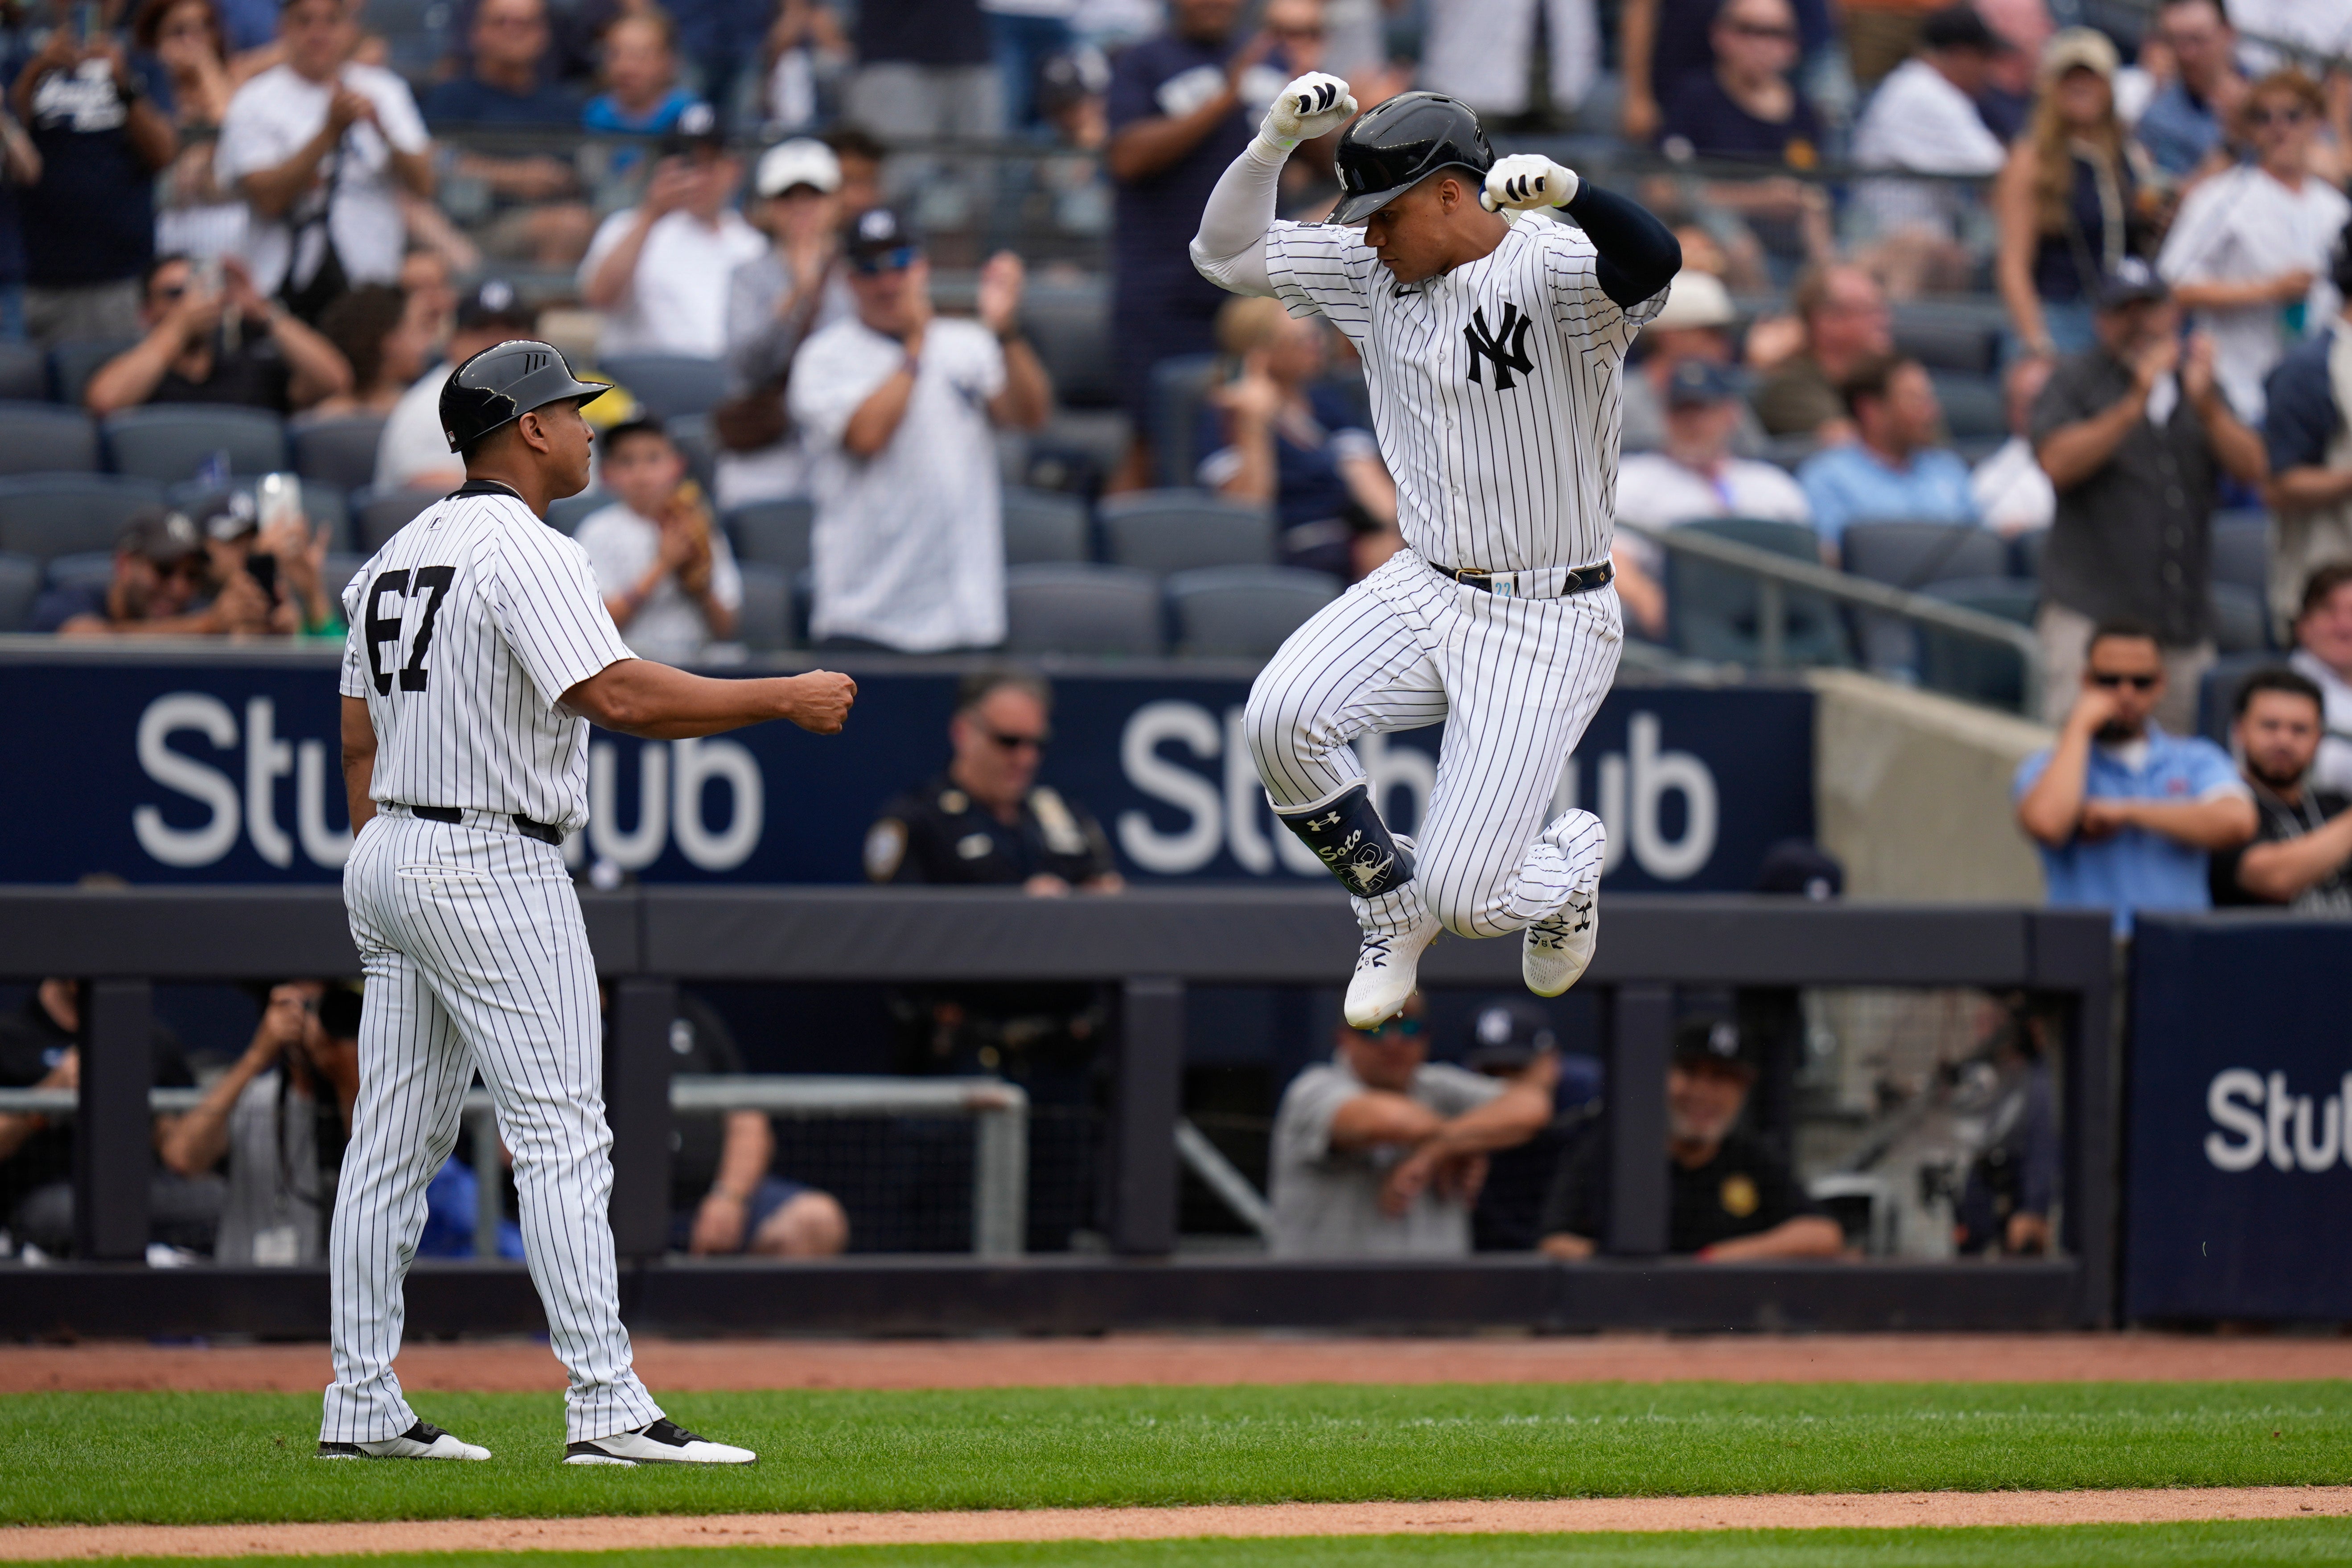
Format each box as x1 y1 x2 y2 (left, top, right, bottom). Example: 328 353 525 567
1563 181 1682 310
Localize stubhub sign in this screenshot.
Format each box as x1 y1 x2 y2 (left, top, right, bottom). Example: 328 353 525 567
0 652 1812 889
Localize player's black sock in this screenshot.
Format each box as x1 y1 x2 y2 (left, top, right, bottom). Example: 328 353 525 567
1274 784 1416 897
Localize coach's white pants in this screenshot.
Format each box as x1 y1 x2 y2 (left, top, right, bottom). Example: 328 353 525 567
324 813 662 1446
1246 550 1619 939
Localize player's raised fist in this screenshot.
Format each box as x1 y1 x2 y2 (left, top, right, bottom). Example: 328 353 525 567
1260 72 1357 151
1481 154 1581 213
782 670 858 734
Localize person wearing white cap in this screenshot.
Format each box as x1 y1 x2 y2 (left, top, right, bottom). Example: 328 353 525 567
1621 268 1769 457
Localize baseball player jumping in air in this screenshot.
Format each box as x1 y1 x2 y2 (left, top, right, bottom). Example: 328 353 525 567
1192 81 1680 1027
324 341 856 1465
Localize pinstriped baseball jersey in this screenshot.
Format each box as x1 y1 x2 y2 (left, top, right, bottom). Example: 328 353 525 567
1264 214 1668 574
338 483 634 836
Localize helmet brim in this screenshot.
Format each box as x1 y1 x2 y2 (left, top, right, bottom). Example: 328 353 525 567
1327 162 1483 226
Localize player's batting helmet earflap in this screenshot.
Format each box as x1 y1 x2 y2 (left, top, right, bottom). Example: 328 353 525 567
439 339 610 455
1329 91 1494 226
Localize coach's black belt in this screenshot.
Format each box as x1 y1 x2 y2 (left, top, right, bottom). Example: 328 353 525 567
401 804 564 846
1438 560 1615 598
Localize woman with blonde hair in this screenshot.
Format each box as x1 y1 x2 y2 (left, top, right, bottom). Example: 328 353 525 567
1992 27 2158 362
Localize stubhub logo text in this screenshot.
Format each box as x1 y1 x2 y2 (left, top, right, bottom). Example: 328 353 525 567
2206 1069 2352 1173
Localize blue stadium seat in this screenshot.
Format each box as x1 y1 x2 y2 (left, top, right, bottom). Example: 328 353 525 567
354 486 443 551
599 354 726 421
725 498 814 574
1098 488 1275 575
324 552 370 598
1915 576 2038 710
547 488 610 535
291 414 390 491
0 342 45 402
45 550 115 590
0 401 99 474
734 561 792 651
1666 517 1850 667
665 413 717 492
2198 651 2277 744
1928 370 2005 441
1002 486 1090 566
104 406 289 483
1147 353 1220 489
2209 509 2269 596
49 338 136 407
0 551 39 631
2209 582 2271 654
2010 526 2047 582
1004 564 1163 655
1840 520 2012 672
1024 284 1117 410
1166 565 1338 658
0 475 168 564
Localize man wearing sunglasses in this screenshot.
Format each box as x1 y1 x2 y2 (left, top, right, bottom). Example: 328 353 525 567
2015 620 2255 933
1270 992 1559 1258
35 506 277 636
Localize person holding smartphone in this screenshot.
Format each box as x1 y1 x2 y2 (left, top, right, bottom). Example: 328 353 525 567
193 487 337 636
84 251 351 414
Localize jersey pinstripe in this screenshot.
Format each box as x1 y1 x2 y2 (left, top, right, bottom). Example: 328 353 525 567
338 489 635 835
1264 213 1666 573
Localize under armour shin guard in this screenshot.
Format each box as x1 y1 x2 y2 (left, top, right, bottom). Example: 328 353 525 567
1273 782 1415 897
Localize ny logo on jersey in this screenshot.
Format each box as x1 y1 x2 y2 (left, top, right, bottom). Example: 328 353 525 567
1463 302 1536 391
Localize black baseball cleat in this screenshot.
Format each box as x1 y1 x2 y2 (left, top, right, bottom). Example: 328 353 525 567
563 1417 757 1466
317 1420 491 1460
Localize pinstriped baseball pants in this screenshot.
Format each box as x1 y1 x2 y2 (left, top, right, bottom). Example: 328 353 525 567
324 813 662 1446
1245 549 1619 939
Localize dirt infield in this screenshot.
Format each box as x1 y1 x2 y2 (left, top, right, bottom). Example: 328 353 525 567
7 1332 2352 1395
3 1488 2348 1558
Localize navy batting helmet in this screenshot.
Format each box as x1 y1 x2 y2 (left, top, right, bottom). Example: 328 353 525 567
1329 91 1493 226
439 339 609 455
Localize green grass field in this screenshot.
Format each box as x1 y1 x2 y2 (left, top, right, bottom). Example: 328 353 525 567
4 1382 2348 1527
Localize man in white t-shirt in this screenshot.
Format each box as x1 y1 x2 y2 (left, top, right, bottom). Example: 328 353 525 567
1613 359 1811 638
787 208 1051 652
574 418 743 664
579 105 765 361
215 0 434 308
1851 6 2008 242
373 278 537 494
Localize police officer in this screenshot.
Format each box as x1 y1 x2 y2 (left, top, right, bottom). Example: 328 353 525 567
864 669 1120 1076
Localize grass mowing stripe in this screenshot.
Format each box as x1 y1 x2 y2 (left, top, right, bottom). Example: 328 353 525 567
67 1520 2352 1568
3 1383 2349 1526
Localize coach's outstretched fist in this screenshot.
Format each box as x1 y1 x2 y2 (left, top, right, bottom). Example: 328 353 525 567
784 670 857 734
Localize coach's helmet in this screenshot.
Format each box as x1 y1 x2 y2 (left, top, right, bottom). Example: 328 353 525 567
1328 91 1493 226
440 338 610 455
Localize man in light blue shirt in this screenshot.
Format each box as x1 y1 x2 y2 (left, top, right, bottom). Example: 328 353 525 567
2132 0 2241 180
1797 353 1978 557
2015 620 2257 932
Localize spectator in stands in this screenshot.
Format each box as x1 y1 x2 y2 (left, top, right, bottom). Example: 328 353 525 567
9 0 175 344
1269 991 1559 1259
2031 260 2266 728
84 252 350 415
824 123 885 217
1420 0 1595 126
576 417 741 663
1750 263 1893 440
633 988 848 1256
1969 354 2056 535
1104 0 1281 490
866 669 1121 1076
157 979 357 1265
1992 29 2151 366
1653 0 1830 271
2290 564 2352 795
2015 619 2256 931
580 104 762 360
2210 666 2352 913
1616 359 1813 638
306 281 430 416
2158 69 2348 424
1200 294 1399 582
761 0 851 134
398 244 456 348
140 0 253 263
1796 354 1978 556
215 0 434 321
1850 4 2009 296
0 978 217 1261
849 0 998 176
372 274 534 493
790 210 1049 651
2262 242 2352 634
1623 269 1766 455
193 487 336 637
582 11 701 142
33 505 276 635
1538 1016 1841 1262
2134 0 2245 181
714 137 847 506
1619 0 1833 145
423 0 580 123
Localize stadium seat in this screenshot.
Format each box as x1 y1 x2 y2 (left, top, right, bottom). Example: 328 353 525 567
1002 486 1090 565
1022 284 1117 410
600 354 726 421
0 551 39 631
547 488 610 535
1166 565 1338 658
324 552 369 597
2010 526 2047 582
291 414 389 491
1915 576 2038 710
1003 563 1163 655
45 550 114 590
1758 432 1819 473
0 401 99 474
1891 311 2001 375
1928 370 2005 441
2198 650 2274 744
49 338 135 407
2209 509 2269 596
734 561 792 651
666 412 717 492
0 474 168 564
725 498 814 574
0 342 45 402
354 486 443 551
1667 517 1850 667
104 406 289 483
1840 520 2012 672
1147 353 1220 488
2210 581 2271 654
1099 489 1275 575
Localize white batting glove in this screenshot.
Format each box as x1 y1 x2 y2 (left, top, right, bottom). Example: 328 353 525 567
1258 72 1357 153
1481 154 1581 213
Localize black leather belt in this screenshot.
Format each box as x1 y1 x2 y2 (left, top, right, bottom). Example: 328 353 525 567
404 804 563 846
1439 560 1615 597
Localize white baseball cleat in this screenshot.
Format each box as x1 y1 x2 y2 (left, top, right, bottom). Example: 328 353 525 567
1344 910 1440 1029
564 1418 757 1466
1522 886 1598 998
316 1421 491 1461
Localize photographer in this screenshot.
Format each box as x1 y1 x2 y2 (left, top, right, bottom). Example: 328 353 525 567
84 251 350 415
193 489 338 638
